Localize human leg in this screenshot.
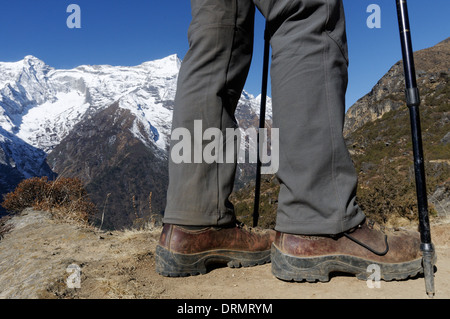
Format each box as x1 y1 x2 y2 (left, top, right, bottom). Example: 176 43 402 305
163 0 256 227
255 0 365 235
254 0 423 281
156 0 274 277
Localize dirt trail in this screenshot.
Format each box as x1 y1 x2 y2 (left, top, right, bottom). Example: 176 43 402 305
0 208 449 299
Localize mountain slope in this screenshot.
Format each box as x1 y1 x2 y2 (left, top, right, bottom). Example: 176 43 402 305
0 128 55 215
0 54 272 228
344 37 450 136
47 102 169 229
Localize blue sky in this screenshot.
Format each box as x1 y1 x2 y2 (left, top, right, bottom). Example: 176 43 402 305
0 0 449 110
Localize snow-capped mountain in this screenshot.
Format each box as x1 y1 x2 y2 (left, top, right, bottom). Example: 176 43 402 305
0 54 181 153
0 55 271 153
0 55 272 226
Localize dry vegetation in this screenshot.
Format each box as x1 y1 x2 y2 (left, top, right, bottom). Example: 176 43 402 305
1 176 97 226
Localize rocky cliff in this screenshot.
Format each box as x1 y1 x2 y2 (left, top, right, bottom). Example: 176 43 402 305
344 37 450 136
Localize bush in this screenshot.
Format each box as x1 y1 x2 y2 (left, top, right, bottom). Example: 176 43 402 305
356 164 439 225
1 177 97 225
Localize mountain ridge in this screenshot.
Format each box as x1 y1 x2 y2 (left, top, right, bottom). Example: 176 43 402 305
344 37 450 136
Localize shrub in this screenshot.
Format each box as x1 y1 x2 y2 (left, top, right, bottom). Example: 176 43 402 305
1 177 97 225
356 164 439 225
1 177 49 213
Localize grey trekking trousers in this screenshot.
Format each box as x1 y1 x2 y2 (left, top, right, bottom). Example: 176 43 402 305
163 0 366 235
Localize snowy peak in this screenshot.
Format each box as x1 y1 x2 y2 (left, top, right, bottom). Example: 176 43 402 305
0 53 270 157
1 54 271 152
22 55 49 70
0 55 52 87
138 54 181 75
0 54 185 152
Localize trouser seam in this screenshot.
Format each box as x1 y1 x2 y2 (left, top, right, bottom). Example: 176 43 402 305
322 20 345 232
216 0 239 223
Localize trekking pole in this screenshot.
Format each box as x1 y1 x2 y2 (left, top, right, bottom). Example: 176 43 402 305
395 0 435 297
253 20 270 227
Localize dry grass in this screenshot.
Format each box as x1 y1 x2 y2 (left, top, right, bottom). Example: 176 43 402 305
1 176 97 226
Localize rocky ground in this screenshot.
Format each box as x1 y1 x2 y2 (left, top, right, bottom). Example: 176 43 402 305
0 208 449 300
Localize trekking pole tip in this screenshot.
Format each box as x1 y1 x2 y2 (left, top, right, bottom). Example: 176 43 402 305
422 248 436 298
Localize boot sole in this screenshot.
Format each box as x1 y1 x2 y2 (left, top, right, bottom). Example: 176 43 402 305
271 243 424 282
155 244 271 277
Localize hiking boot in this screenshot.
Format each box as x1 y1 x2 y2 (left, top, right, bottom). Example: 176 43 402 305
155 222 275 277
271 219 430 282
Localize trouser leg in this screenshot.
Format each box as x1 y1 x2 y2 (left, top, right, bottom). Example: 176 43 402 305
163 0 255 226
254 0 366 235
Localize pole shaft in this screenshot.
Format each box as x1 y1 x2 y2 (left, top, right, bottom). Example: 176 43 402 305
396 0 417 90
396 0 432 244
408 105 432 244
253 21 270 227
395 0 434 297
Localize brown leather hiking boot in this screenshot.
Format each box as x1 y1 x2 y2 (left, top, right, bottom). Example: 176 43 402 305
155 222 275 277
271 219 429 282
